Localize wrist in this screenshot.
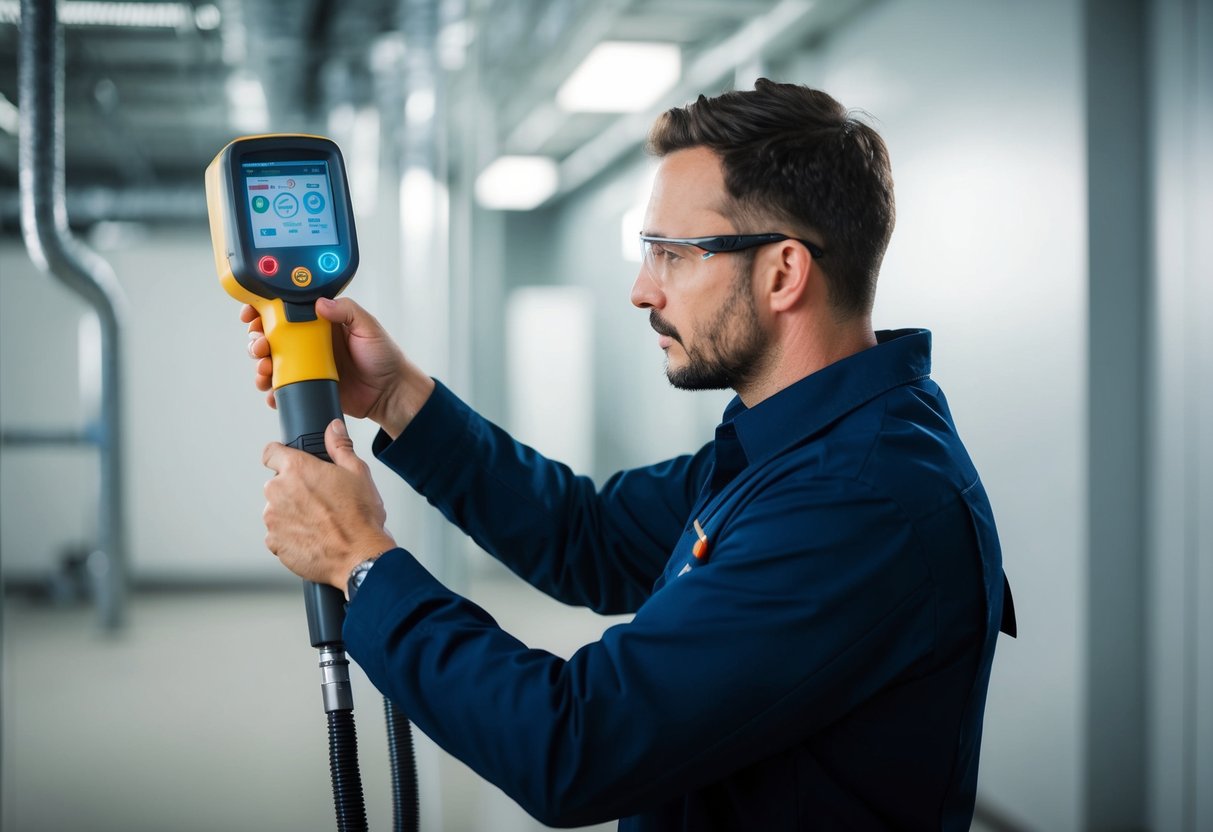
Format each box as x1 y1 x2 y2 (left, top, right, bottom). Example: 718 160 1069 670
337 533 396 598
345 556 379 602
376 367 435 440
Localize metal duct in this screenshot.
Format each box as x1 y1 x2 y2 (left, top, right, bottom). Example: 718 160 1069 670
16 0 128 630
0 186 208 228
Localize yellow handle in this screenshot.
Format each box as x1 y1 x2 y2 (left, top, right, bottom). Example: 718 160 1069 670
220 271 339 388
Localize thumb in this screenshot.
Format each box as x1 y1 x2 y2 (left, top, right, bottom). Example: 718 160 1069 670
324 419 361 471
317 296 375 335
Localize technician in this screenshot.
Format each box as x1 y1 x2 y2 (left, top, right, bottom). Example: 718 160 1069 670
250 80 1015 830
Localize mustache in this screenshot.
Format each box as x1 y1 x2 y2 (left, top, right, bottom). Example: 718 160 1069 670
649 311 682 343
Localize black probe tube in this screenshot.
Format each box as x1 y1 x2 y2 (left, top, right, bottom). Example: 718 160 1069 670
385 698 419 832
328 710 369 832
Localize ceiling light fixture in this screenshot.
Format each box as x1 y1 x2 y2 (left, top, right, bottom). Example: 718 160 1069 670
226 72 268 134
475 156 559 211
0 93 18 135
556 42 681 113
0 1 221 29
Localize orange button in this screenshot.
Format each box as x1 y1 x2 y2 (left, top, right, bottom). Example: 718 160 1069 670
290 266 312 287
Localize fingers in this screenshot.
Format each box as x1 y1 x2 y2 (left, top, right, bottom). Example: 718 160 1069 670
255 356 273 381
251 342 273 395
261 440 318 477
324 419 363 472
240 304 260 324
262 441 288 473
248 333 270 359
245 320 273 396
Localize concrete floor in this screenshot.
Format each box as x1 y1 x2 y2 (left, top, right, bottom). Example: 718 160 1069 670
1 561 622 832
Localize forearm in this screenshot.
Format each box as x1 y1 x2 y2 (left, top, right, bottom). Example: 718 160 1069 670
374 381 687 613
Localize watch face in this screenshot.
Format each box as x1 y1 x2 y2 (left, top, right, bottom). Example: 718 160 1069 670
348 559 377 599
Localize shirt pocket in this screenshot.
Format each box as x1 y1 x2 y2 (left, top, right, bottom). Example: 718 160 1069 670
657 524 707 586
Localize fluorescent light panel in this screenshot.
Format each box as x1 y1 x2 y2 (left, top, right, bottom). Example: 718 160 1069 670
475 156 558 211
0 1 221 28
557 41 681 113
0 93 17 135
226 73 268 133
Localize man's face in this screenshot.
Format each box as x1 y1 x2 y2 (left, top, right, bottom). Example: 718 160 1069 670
631 147 770 392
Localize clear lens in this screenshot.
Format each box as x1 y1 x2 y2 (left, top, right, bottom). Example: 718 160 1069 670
640 237 713 283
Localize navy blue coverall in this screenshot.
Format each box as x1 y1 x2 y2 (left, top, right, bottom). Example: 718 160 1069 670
344 328 1016 830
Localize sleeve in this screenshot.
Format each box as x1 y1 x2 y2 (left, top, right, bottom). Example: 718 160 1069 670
343 475 939 828
371 380 713 615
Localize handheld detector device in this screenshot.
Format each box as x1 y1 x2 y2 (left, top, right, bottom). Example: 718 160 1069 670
207 135 379 830
206 134 358 642
206 134 359 391
207 135 420 831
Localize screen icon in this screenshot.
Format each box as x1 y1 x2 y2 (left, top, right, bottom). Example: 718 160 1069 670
304 192 327 215
273 193 299 218
251 195 269 213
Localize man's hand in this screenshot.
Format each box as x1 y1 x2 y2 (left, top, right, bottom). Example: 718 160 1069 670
262 419 396 592
243 297 435 438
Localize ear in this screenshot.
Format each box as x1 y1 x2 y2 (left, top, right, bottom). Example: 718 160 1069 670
759 241 815 314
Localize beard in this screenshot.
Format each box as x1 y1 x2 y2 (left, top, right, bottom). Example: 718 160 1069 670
650 261 770 392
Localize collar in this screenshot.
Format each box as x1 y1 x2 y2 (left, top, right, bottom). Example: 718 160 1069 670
723 328 933 469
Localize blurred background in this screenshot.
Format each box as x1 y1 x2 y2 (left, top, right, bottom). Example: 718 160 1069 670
0 0 1210 830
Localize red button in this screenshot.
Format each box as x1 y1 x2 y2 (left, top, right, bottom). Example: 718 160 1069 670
258 256 279 276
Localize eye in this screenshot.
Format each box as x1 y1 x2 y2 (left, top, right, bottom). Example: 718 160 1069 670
653 243 681 262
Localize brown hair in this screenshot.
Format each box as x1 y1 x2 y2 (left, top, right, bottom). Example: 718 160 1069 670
647 79 895 318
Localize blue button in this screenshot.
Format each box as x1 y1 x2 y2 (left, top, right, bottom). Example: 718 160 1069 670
318 251 341 274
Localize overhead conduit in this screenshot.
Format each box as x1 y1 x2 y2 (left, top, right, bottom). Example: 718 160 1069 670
9 0 128 629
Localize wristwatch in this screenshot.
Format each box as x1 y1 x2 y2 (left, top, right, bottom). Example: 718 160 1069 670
346 557 379 601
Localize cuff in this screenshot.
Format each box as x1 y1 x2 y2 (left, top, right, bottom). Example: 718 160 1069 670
342 547 450 658
371 379 474 491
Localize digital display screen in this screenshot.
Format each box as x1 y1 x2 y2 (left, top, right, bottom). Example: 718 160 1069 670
241 160 340 249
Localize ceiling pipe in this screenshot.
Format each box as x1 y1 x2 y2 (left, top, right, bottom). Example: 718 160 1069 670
16 0 128 630
0 186 208 228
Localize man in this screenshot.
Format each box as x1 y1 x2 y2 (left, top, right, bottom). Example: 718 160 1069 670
250 79 1014 830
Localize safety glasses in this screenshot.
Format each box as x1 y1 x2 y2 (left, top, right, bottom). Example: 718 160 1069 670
639 232 825 262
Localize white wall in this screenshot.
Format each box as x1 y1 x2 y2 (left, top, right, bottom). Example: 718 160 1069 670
1 229 269 579
1 242 97 575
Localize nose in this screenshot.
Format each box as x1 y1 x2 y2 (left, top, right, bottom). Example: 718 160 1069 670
630 265 664 310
